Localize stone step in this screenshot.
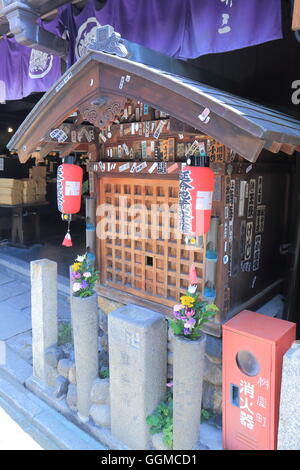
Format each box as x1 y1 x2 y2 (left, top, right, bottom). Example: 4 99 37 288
0 394 60 450
0 370 106 450
0 344 32 385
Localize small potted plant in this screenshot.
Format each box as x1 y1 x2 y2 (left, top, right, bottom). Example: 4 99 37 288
71 253 99 298
70 253 100 422
169 263 219 450
169 294 218 340
169 262 218 341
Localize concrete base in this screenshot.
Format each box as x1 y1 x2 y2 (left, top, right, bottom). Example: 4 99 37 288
72 293 99 422
25 375 129 450
0 372 105 450
173 333 206 450
109 304 167 450
277 341 300 450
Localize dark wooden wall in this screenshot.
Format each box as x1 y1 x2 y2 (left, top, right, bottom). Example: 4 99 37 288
0 93 43 153
189 0 300 118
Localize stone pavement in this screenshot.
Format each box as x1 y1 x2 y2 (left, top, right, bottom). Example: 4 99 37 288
0 257 223 451
0 399 43 450
0 265 71 372
0 369 106 450
0 262 104 450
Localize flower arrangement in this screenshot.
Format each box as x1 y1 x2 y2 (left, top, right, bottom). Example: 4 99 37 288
169 292 219 340
71 253 99 298
168 263 219 340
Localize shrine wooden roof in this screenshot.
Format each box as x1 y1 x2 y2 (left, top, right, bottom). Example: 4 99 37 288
8 46 300 163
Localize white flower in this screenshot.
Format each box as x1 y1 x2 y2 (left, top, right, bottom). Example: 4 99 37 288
73 282 81 292
83 272 91 278
76 255 85 262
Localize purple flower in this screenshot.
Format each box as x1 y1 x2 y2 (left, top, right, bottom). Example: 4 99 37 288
73 282 81 293
72 272 81 279
184 318 196 329
186 309 195 318
173 304 183 312
173 304 184 319
183 328 191 335
81 280 88 289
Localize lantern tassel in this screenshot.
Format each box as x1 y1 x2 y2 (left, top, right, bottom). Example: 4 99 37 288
62 230 72 247
62 219 72 247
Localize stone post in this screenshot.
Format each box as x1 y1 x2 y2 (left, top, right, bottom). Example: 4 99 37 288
173 333 206 450
30 259 58 383
277 341 300 450
72 292 99 423
109 304 167 450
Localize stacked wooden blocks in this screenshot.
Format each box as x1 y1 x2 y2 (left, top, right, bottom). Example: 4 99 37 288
0 166 47 205
0 179 23 205
30 166 47 202
22 178 36 204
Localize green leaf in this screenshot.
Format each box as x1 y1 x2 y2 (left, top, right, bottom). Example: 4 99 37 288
99 366 109 379
163 423 173 449
206 304 219 312
169 319 183 335
82 180 89 195
201 409 211 422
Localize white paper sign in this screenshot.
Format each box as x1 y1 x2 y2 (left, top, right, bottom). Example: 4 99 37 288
65 181 81 196
195 191 213 210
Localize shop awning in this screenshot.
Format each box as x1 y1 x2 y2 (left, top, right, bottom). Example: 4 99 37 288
8 36 300 163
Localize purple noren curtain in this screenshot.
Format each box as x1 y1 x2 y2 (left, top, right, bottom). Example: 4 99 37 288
40 0 282 66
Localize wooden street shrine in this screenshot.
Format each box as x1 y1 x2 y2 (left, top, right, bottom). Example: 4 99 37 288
7 26 300 337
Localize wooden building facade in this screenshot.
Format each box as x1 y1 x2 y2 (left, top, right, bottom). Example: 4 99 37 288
8 30 300 337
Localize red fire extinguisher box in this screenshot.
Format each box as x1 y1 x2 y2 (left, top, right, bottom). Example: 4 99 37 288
222 310 296 450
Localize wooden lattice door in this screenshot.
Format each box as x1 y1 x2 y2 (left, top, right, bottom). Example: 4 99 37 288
98 176 205 307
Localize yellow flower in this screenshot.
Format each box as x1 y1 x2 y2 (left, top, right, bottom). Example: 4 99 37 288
72 262 81 272
180 295 195 308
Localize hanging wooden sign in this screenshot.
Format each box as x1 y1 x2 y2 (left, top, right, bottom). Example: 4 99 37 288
179 166 214 235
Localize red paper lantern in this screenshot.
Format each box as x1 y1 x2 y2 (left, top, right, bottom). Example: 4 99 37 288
57 163 83 215
179 166 214 235
57 163 83 247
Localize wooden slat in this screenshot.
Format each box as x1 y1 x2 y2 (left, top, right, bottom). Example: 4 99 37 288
59 142 82 158
120 183 126 287
175 219 182 301
141 182 146 292
163 184 170 298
